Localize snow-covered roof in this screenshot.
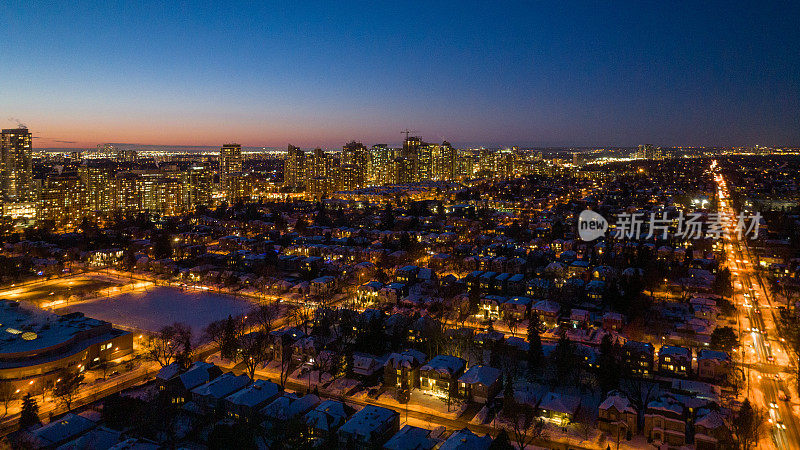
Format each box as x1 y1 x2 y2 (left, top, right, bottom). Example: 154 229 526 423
698 349 730 362
261 393 320 421
383 425 437 450
224 379 281 408
179 362 218 390
156 362 181 381
599 394 635 414
538 392 580 415
31 413 96 447
56 426 122 450
438 428 492 450
304 400 349 432
191 372 249 400
659 345 690 358
338 405 398 439
421 355 466 376
385 349 427 369
531 300 560 314
0 300 122 358
353 353 386 376
696 410 726 430
458 365 500 387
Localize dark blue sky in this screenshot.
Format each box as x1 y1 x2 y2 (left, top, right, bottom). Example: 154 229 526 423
3 1 799 148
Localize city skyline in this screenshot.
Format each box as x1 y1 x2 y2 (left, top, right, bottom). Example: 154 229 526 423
4 1 800 149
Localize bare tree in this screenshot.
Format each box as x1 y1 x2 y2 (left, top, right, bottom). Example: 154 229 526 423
504 403 545 450
53 370 84 411
251 301 281 332
0 383 17 416
506 315 519 338
619 378 658 430
731 399 767 450
144 323 192 368
238 332 271 379
279 344 293 388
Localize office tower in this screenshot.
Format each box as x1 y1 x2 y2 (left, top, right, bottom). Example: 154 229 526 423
368 144 392 186
637 144 662 160
1 128 34 202
95 144 116 159
219 143 243 190
431 141 455 181
185 164 213 210
38 171 84 229
116 149 137 163
79 164 115 221
284 144 305 188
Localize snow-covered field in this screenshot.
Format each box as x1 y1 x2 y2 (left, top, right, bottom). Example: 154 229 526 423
56 287 254 334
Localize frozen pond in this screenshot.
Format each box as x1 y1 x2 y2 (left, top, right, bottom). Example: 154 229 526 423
56 287 254 335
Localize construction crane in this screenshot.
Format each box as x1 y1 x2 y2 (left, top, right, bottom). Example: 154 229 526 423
401 129 417 141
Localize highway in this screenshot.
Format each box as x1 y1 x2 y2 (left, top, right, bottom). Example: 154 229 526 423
713 164 800 449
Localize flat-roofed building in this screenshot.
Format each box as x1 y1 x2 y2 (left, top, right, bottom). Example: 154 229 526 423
0 300 132 391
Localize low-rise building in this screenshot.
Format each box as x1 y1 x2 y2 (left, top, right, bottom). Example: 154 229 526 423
658 345 691 378
457 365 501 404
643 397 686 447
418 355 466 399
598 392 637 439
697 349 731 382
338 405 400 447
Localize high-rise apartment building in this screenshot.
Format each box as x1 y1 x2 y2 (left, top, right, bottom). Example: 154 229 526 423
38 171 84 229
368 144 393 186
431 141 455 181
220 143 243 190
1 128 34 202
79 164 115 221
185 164 213 210
284 144 305 189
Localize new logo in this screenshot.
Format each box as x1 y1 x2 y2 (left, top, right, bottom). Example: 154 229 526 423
578 210 608 241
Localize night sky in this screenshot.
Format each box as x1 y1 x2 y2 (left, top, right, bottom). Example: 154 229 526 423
3 1 799 148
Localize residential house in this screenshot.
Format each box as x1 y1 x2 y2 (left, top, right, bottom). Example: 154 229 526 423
384 349 427 402
419 355 467 399
538 392 580 425
643 397 686 447
598 392 637 439
438 428 492 450
338 405 400 447
502 296 531 321
261 393 321 425
531 300 560 327
190 372 250 413
697 349 731 382
305 400 353 438
694 409 729 450
156 361 222 405
224 379 282 421
383 425 438 450
658 345 691 378
457 365 501 404
622 341 654 377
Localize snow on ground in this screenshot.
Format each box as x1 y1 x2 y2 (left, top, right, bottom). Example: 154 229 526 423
56 287 254 335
